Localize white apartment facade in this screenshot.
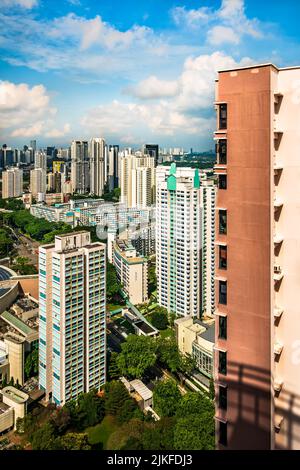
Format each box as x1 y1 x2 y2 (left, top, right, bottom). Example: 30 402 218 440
2 167 23 199
156 163 202 318
30 168 46 198
120 153 156 208
39 231 106 405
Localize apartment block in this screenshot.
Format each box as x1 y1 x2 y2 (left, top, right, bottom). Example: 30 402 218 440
2 167 23 199
120 152 156 208
30 168 46 197
156 164 202 318
70 140 89 194
113 240 148 305
90 138 107 197
214 63 300 450
39 231 106 405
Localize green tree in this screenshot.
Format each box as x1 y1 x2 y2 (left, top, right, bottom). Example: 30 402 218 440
24 348 39 379
174 413 215 450
209 378 215 400
0 229 13 256
142 417 176 450
31 422 62 450
155 337 181 373
60 433 91 450
116 334 156 379
107 351 120 381
153 380 181 417
104 380 131 416
175 392 214 419
106 262 121 301
149 308 168 330
50 407 71 435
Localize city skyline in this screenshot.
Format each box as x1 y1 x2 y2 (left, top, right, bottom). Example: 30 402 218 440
1 0 300 149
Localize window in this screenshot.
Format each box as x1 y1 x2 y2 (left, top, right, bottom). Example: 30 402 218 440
219 386 227 410
218 174 227 190
219 316 227 339
219 246 227 269
219 210 227 235
219 421 227 446
216 139 227 164
219 281 227 305
219 104 227 130
218 350 227 375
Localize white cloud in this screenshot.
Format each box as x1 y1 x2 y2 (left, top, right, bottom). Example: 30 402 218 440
0 81 50 127
0 80 70 139
0 0 38 9
207 26 240 45
126 76 179 100
45 123 71 138
81 99 213 141
127 51 253 111
171 6 211 28
11 121 44 137
49 13 151 51
171 0 262 45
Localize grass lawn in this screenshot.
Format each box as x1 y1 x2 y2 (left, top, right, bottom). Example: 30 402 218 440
86 416 118 449
107 303 124 312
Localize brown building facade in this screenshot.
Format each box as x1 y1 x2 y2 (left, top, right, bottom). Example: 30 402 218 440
214 64 300 450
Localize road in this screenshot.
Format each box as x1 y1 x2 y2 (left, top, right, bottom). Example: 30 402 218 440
6 225 39 266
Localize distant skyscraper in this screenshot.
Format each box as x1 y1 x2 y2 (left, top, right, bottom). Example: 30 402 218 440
34 151 47 171
1 145 14 167
120 153 156 208
108 145 119 191
156 163 202 317
90 138 106 196
143 144 159 165
39 231 106 405
30 167 46 197
70 140 89 194
2 167 23 199
30 140 37 152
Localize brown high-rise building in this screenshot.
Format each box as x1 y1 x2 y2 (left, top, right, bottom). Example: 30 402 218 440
214 64 300 450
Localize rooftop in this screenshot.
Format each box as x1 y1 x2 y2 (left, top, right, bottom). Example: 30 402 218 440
0 310 36 337
134 320 157 335
218 63 300 74
1 386 29 404
130 379 152 401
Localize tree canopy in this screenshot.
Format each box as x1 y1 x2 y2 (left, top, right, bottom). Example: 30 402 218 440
153 379 182 417
116 334 156 379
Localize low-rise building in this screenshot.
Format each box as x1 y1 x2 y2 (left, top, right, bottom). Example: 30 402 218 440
175 316 215 383
1 386 29 430
113 240 148 305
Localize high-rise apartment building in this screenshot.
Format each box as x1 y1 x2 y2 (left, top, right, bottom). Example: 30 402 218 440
90 138 107 196
71 141 89 194
120 153 156 208
108 145 119 191
200 175 217 318
34 151 47 171
156 164 202 318
2 167 23 199
39 231 106 406
214 63 300 450
30 168 46 197
113 240 148 305
143 144 159 166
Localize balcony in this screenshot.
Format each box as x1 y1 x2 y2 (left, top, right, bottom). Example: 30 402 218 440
274 379 283 393
274 341 283 356
274 197 283 210
274 306 284 319
273 234 283 245
274 265 283 282
274 415 284 433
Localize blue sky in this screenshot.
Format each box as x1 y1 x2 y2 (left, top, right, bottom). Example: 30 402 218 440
1 0 300 151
